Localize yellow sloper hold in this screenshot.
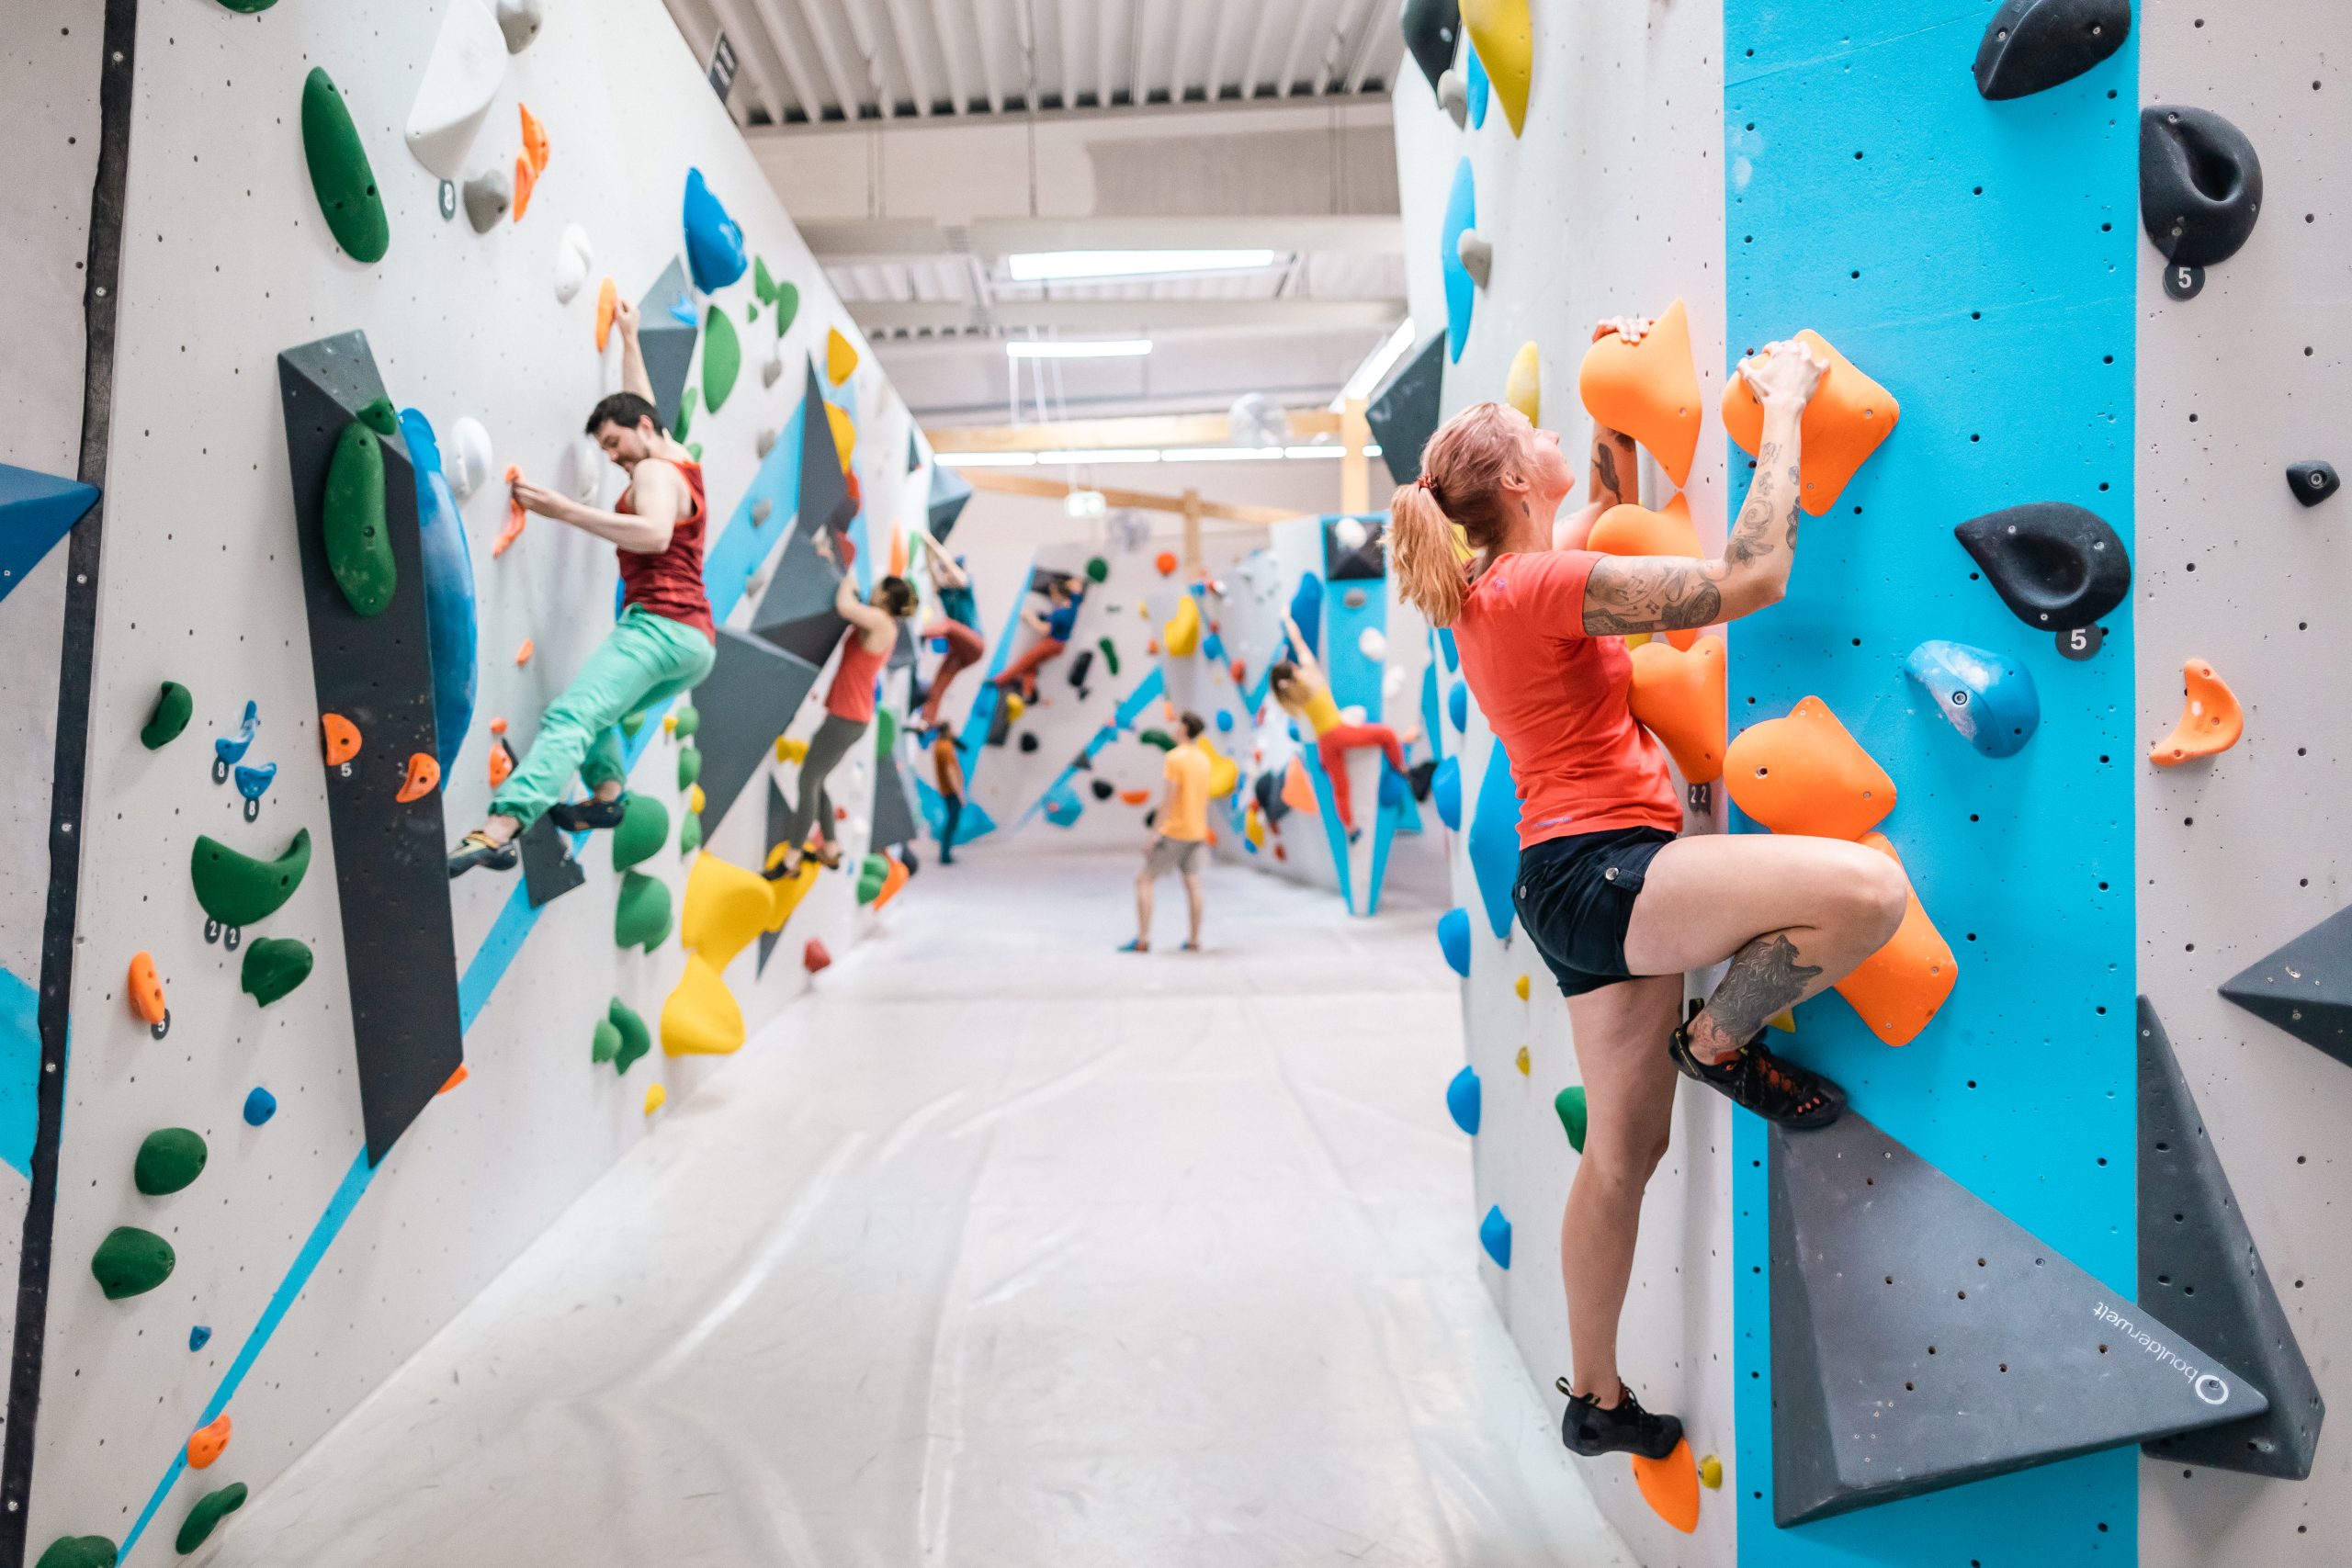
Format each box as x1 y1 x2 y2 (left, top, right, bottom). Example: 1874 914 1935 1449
825 327 859 385
1699 1453 1724 1490
679 852 774 969
1163 595 1203 658
1004 693 1027 721
1462 0 1532 135
1769 1010 1796 1033
1514 974 1531 1002
766 855 822 931
1505 341 1541 425
1199 737 1238 797
1514 1045 1531 1076
687 783 707 817
775 735 808 763
826 403 855 470
662 953 746 1057
644 1082 668 1114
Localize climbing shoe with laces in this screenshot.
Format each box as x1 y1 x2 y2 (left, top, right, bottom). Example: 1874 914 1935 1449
548 794 628 831
447 829 519 879
1557 1379 1684 1461
1668 1025 1846 1129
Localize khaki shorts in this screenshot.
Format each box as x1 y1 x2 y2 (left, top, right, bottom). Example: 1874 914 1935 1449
1144 835 1204 877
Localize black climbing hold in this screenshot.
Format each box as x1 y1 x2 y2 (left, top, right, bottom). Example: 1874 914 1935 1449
1400 0 1461 94
1018 732 1040 753
871 730 921 851
1770 1110 2265 1525
1408 758 1438 802
929 461 974 542
2287 461 2339 508
632 259 700 434
1972 0 2129 100
2141 106 2264 268
1324 517 1387 581
519 813 587 908
2138 998 2324 1478
1366 331 1448 487
1067 649 1095 688
1091 779 1116 801
2221 901 2352 1069
986 697 1013 748
133 1129 209 1197
748 367 855 666
240 936 313 1007
1952 502 2130 632
141 682 192 750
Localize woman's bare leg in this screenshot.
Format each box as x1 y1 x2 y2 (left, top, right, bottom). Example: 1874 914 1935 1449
1560 972 1684 1404
1622 833 1908 1061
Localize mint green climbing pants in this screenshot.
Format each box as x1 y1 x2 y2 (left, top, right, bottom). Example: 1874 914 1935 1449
491 606 716 830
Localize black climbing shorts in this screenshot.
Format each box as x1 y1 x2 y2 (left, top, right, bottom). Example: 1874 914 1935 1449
1513 826 1679 998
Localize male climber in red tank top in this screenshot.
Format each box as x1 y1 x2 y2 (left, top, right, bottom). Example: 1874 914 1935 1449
449 296 721 876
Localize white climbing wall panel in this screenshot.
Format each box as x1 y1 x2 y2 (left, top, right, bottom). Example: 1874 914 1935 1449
28 0 921 1551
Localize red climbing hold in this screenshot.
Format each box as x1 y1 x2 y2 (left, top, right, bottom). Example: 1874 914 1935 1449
803 938 832 975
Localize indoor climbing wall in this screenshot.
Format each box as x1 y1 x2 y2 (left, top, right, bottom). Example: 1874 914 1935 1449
22 0 928 1559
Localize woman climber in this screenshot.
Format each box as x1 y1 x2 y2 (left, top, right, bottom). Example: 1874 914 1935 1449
988 576 1080 703
1265 614 1407 836
915 531 986 728
1388 319 1907 1465
769 535 916 879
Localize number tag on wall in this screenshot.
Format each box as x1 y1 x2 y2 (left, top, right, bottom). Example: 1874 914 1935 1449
2057 624 2106 661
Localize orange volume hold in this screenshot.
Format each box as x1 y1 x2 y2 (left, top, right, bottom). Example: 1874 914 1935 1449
396 752 442 803
594 277 617 351
127 952 167 1029
187 1415 232 1470
1834 832 1958 1047
1722 329 1898 516
1724 694 1896 840
1632 1438 1701 1534
1577 299 1703 490
321 711 361 767
519 102 549 174
492 467 527 558
2150 659 2243 766
1627 636 1726 784
512 152 537 220
1588 494 1704 649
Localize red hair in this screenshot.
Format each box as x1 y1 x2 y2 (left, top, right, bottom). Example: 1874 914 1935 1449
1388 402 1526 626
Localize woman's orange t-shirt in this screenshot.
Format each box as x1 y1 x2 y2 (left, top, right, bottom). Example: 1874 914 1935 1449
1450 549 1681 849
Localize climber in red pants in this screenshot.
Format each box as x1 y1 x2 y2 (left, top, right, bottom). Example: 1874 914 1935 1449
1267 614 1406 836
916 532 986 728
989 576 1080 703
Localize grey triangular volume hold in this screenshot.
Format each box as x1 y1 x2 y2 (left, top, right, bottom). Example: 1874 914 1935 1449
888 617 916 671
1769 1110 2267 1526
635 257 699 434
797 361 857 537
2138 998 2324 1476
2219 902 2352 1069
928 460 973 542
519 812 587 908
1365 331 1446 487
871 736 919 850
693 629 822 833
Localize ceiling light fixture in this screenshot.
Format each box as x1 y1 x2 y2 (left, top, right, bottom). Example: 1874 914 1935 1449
1037 448 1161 465
1004 339 1154 360
1005 249 1280 282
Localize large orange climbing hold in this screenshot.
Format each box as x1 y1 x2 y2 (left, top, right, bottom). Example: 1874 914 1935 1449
594 277 618 351
396 752 442 803
127 952 167 1029
1721 329 1898 516
187 1415 232 1471
1724 695 1895 840
1587 494 1704 649
1281 757 1320 817
1578 299 1702 490
2149 659 2243 766
873 852 910 910
512 152 537 220
1835 833 1956 1046
321 712 361 767
1627 636 1725 784
492 467 527 557
518 102 548 174
1632 1438 1701 1534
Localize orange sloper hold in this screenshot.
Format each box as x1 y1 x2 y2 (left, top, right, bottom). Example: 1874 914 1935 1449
321 712 361 767
1627 637 1725 784
594 277 617 351
492 467 527 557
187 1415 232 1471
1119 788 1150 807
1632 1438 1701 1534
127 952 167 1029
1588 494 1703 649
519 103 549 174
2150 659 2243 766
1836 832 1957 1046
1578 299 1702 490
873 852 910 910
488 739 514 789
437 1064 469 1094
396 752 441 802
512 152 537 220
1724 695 1895 840
1722 329 1898 516
1281 757 1319 816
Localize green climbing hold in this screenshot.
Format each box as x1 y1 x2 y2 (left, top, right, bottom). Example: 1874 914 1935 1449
1097 637 1121 677
1555 1085 1588 1154
141 682 192 750
191 829 311 928
591 1017 620 1064
300 68 389 264
612 795 669 872
874 708 899 755
175 1483 248 1555
239 936 313 1007
356 396 397 435
703 307 741 414
678 812 702 856
323 419 395 617
608 998 650 1074
686 442 703 462
855 852 889 906
133 1129 209 1197
672 704 700 740
91 1226 175 1300
215 0 277 10
620 710 648 739
34 1537 118 1568
615 869 673 951
774 280 799 337
1084 557 1110 582
677 746 702 790
1137 728 1174 751
753 255 776 303
674 385 698 443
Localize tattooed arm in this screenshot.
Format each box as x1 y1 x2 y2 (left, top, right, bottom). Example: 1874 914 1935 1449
1580 339 1826 636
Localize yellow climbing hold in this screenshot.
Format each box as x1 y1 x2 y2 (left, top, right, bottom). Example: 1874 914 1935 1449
1163 595 1203 658
687 783 707 817
825 327 859 385
766 855 821 931
643 1082 667 1114
775 735 808 763
679 852 773 968
662 714 677 734
1505 341 1541 424
1004 694 1026 721
1462 0 1532 136
1769 1010 1795 1032
1514 1045 1531 1076
826 403 855 469
1699 1453 1724 1490
1514 974 1531 1002
662 953 746 1056
1199 737 1238 797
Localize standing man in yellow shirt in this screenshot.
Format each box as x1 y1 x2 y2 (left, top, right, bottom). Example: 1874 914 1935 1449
1122 712 1212 953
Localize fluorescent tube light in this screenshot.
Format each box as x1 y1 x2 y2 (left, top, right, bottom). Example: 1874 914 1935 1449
1005 249 1279 282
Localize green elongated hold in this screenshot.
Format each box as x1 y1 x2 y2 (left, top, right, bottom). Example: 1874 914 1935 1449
300 68 389 264
702 307 741 414
608 998 650 1074
613 795 668 872
34 1537 118 1568
356 396 397 434
675 384 697 443
774 281 799 337
1097 637 1121 677
91 1226 175 1300
874 708 899 755
855 852 889 906
676 746 702 789
678 813 702 856
671 705 700 740
240 936 313 1006
753 255 776 303
133 1129 209 1196
1137 728 1173 751
141 682 193 749
191 829 311 927
1555 1085 1589 1153
591 1018 621 1064
175 1484 248 1554
615 870 673 952
323 420 395 616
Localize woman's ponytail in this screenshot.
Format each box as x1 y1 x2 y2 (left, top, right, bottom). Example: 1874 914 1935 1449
1390 480 1467 626
1386 401 1525 627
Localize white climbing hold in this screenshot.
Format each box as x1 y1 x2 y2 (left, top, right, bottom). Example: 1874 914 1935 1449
755 427 777 458
552 223 594 303
1456 229 1493 288
461 165 511 232
1340 705 1369 727
405 0 506 181
1384 662 1409 700
1333 517 1368 552
1358 627 1388 661
495 0 543 53
446 417 494 500
1437 69 1469 128
558 434 602 502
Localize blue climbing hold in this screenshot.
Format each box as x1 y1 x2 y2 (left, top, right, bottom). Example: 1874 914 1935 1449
1216 710 1234 732
232 761 277 810
683 168 747 293
243 1088 277 1127
1042 779 1084 828
400 409 479 773
213 701 259 774
188 1325 212 1352
1446 1064 1482 1135
1465 43 1491 128
1287 573 1324 656
1478 1203 1511 1269
1905 638 2040 759
1466 741 1522 940
1432 755 1463 830
1437 627 1458 673
1377 766 1407 809
1438 907 1472 977
0 463 97 613
667 292 697 326
1441 158 1477 362
1447 680 1467 733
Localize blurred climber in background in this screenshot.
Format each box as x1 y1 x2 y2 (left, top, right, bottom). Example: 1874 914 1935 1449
1388 321 1908 1465
449 297 717 878
1267 612 1408 839
916 531 986 728
768 538 916 880
988 575 1080 704
928 725 966 865
1121 711 1211 953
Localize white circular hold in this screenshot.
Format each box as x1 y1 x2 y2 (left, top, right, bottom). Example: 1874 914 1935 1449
446 416 493 499
1357 626 1387 661
553 223 594 303
1333 517 1368 553
1384 663 1408 700
560 434 602 502
1340 705 1368 727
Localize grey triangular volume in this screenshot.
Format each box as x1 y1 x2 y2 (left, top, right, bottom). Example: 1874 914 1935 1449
519 813 587 908
906 428 922 473
928 460 973 542
797 360 857 537
1769 1110 2267 1526
871 736 919 850
635 257 699 434
693 629 822 834
756 775 791 975
2219 903 2352 1069
2138 998 2324 1476
1365 331 1447 487
888 617 916 671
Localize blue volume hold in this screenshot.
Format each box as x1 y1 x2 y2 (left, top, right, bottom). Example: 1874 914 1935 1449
683 168 748 293
400 409 480 772
1286 572 1324 656
1438 906 1472 976
1478 1203 1512 1269
1905 638 2040 759
1432 755 1463 829
1441 158 1477 361
1448 680 1468 733
1446 1064 1482 1135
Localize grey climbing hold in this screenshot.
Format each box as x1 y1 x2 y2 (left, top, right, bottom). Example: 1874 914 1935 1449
2220 901 2352 1068
461 166 511 232
761 349 784 389
1952 502 2130 632
751 498 773 525
756 426 777 458
1437 68 1469 127
2287 461 2339 508
1455 228 1492 288
1400 0 1462 94
495 0 542 52
2141 105 2263 268
1769 1109 2265 1525
2138 998 2324 1478
1972 0 2130 100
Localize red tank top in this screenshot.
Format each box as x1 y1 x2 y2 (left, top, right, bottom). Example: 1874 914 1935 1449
616 457 715 639
825 623 890 724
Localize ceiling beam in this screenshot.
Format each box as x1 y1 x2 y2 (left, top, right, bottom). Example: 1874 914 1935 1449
927 408 1342 453
851 298 1405 332
801 214 1401 258
961 469 1302 525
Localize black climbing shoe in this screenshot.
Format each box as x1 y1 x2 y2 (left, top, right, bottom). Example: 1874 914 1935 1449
447 830 519 879
1668 1026 1846 1129
1557 1379 1683 1461
548 794 628 831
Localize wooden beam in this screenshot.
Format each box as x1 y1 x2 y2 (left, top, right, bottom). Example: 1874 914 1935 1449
1340 395 1371 513
1182 488 1203 574
960 468 1299 525
927 408 1341 455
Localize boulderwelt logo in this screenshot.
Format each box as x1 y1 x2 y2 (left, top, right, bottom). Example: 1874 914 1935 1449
2091 1301 2231 1405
